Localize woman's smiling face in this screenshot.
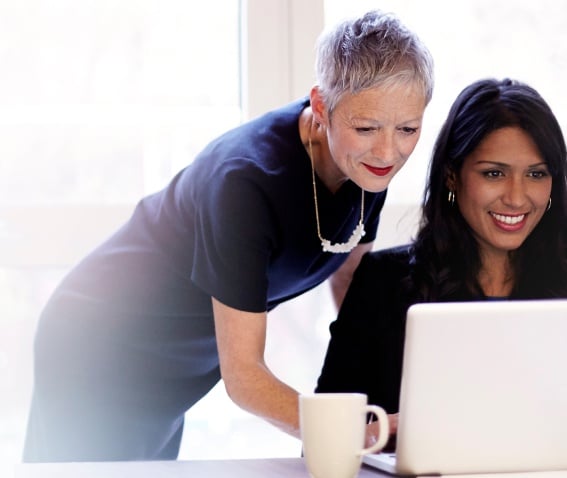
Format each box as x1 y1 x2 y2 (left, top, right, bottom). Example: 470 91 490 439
315 82 427 193
451 126 552 262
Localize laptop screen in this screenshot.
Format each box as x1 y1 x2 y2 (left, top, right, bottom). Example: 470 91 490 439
383 299 567 476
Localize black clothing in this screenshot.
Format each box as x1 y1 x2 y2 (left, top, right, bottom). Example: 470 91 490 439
23 98 387 462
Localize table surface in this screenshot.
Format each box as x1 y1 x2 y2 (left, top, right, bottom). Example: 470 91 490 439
14 458 567 478
14 457 390 478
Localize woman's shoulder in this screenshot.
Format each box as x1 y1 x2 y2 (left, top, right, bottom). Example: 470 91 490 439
337 244 415 331
347 244 414 298
360 244 414 273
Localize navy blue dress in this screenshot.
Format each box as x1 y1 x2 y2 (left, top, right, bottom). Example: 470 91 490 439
23 97 387 462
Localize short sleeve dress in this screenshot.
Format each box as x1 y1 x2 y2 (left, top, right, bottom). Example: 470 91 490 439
24 97 388 462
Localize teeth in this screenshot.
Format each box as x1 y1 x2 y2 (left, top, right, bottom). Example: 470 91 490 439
491 213 525 225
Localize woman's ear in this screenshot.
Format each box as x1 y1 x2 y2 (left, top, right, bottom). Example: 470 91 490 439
445 169 457 192
310 86 328 127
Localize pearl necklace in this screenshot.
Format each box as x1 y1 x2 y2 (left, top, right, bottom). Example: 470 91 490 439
308 137 365 253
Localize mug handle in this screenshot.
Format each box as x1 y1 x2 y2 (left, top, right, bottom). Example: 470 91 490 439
358 404 390 455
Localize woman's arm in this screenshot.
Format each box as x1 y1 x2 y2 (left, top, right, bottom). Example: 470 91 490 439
212 297 301 438
329 241 374 309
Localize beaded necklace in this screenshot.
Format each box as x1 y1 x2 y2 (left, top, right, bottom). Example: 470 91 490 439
308 137 365 253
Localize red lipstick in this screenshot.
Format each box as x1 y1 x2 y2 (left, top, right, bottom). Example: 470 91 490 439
364 164 393 177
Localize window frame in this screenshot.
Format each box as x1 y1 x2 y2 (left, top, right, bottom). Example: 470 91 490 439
0 0 325 269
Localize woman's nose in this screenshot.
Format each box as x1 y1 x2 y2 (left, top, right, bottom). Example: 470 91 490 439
371 134 396 162
502 177 527 207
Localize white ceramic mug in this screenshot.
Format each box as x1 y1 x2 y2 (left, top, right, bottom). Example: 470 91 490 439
299 393 389 478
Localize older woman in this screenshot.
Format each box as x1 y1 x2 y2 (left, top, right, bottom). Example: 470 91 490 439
24 10 434 462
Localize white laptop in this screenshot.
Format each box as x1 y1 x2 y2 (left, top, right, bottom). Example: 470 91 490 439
363 299 567 477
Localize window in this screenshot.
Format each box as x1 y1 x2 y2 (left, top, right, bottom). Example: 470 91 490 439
1 0 325 465
326 0 567 207
0 0 242 465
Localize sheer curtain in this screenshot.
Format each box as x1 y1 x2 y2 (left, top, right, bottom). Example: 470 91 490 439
0 0 242 465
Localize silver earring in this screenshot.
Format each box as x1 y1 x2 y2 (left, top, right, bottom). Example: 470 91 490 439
547 197 552 211
448 190 455 206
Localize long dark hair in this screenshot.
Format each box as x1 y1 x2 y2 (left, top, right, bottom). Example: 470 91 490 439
411 78 567 301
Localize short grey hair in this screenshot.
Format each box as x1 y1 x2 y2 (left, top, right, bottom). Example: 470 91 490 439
315 10 434 114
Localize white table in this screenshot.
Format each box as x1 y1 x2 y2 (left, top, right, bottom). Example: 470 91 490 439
14 457 389 478
15 458 567 478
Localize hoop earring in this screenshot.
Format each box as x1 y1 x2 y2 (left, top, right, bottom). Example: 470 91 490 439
448 190 455 206
547 197 552 211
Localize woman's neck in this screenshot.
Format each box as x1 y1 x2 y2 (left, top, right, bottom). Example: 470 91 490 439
298 107 345 193
478 253 514 298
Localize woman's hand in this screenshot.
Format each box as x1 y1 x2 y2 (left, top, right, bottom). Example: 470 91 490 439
365 413 399 451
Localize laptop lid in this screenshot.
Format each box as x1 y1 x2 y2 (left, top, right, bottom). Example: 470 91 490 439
365 299 567 476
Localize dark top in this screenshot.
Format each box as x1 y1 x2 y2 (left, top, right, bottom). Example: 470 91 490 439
37 97 387 386
25 97 388 462
315 245 415 413
315 244 486 413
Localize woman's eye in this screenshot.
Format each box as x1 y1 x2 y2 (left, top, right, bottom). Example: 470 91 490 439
528 170 548 179
355 127 374 133
400 127 418 135
483 170 503 178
